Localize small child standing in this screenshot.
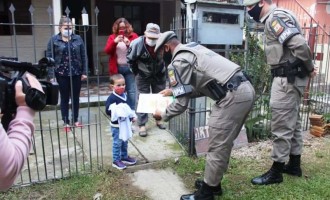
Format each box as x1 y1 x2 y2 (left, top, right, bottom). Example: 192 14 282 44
105 74 137 170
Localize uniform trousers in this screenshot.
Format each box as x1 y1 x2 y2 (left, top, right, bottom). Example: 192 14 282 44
270 77 305 163
205 81 255 186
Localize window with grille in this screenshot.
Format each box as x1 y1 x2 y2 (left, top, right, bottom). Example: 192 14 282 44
0 0 32 35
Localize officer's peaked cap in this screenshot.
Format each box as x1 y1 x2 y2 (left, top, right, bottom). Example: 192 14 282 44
154 31 177 52
243 0 261 6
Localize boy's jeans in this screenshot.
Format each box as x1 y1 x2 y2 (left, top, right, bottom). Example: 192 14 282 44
111 127 128 162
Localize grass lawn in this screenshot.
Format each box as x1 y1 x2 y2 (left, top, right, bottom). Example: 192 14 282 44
1 136 329 200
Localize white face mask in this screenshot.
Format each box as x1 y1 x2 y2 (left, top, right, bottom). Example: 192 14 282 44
61 29 73 37
146 38 157 47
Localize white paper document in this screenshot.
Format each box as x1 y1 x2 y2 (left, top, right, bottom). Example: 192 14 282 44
136 93 174 114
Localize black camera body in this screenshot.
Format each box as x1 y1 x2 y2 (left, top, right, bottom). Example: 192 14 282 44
0 57 59 130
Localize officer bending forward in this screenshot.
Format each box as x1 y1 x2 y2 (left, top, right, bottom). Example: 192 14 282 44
153 31 255 200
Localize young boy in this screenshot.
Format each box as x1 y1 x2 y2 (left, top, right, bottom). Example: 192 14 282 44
105 74 137 170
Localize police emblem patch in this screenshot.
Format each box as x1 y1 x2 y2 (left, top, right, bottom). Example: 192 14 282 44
271 18 284 36
168 69 178 86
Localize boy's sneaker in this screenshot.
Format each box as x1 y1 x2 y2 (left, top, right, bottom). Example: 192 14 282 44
112 160 127 170
122 156 137 165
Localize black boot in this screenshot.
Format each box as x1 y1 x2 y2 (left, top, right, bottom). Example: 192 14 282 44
180 181 214 200
195 179 222 196
283 155 302 177
251 162 284 185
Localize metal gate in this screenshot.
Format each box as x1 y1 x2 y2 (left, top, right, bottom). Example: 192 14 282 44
0 4 108 187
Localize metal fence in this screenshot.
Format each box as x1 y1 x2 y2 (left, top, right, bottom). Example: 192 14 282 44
1 0 329 188
0 4 108 188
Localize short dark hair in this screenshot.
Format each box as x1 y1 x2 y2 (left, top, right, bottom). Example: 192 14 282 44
109 74 125 85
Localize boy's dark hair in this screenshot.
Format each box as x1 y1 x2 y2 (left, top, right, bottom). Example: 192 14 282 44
109 74 125 85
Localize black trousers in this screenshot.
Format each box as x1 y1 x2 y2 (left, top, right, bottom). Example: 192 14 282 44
56 74 82 124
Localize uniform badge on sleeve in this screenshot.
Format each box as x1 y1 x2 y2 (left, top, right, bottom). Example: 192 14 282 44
168 69 178 87
271 18 284 36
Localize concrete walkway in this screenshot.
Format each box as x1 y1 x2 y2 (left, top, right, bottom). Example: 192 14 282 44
17 80 248 199
19 104 189 199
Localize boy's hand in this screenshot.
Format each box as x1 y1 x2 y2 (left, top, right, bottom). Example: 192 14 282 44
153 109 162 121
132 117 137 123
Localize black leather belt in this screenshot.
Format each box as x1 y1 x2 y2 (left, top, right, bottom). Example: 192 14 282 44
271 65 300 78
271 66 287 77
224 71 248 92
207 71 248 102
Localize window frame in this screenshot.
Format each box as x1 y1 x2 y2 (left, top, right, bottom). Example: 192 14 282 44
0 0 32 36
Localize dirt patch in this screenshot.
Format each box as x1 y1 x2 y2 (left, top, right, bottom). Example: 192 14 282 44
231 132 330 161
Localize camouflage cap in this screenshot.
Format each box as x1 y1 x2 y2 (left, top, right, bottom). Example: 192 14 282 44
243 0 261 6
154 31 177 52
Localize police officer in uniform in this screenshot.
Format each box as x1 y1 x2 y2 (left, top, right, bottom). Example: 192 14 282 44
153 31 255 200
243 0 317 185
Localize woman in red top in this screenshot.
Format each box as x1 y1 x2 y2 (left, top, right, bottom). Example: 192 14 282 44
104 18 138 110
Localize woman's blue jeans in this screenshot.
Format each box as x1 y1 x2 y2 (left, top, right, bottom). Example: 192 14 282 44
111 127 128 162
118 65 136 110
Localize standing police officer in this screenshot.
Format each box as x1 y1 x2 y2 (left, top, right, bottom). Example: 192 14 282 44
153 31 255 200
243 0 317 185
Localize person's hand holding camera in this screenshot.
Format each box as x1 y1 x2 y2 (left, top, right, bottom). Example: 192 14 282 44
0 72 44 191
15 73 43 108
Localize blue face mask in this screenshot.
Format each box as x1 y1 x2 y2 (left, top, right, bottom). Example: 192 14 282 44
61 29 73 37
248 3 263 22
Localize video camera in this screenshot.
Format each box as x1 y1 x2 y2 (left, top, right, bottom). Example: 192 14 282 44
0 57 59 130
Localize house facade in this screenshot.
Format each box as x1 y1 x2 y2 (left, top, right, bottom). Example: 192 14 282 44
1 0 329 75
0 0 181 75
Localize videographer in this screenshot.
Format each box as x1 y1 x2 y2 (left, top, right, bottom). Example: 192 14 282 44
0 73 43 191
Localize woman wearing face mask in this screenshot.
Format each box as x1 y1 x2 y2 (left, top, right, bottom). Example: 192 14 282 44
46 16 88 132
104 18 138 112
127 23 167 137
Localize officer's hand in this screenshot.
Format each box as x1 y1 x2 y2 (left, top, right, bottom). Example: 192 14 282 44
153 109 162 121
310 66 318 78
132 117 137 123
159 88 173 97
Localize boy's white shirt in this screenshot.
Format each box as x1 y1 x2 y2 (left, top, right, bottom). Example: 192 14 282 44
108 93 136 141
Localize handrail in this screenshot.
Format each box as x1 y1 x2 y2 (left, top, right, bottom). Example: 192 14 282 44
278 0 330 36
